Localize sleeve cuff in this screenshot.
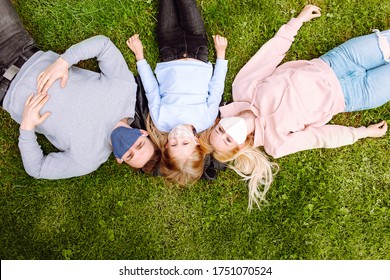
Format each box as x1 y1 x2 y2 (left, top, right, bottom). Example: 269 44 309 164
353 126 370 140
216 58 228 66
19 129 37 140
60 52 76 67
289 17 304 31
136 59 148 68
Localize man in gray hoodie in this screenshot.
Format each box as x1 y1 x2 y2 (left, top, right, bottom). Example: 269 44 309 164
0 0 159 179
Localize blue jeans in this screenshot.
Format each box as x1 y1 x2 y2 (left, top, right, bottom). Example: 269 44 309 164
320 30 390 112
0 0 37 71
157 0 208 63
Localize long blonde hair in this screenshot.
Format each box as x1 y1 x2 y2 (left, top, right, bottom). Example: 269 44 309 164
147 115 206 186
200 122 279 210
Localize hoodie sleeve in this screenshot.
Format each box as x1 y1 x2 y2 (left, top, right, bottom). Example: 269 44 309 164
207 59 228 120
266 125 371 158
136 59 161 129
232 18 303 101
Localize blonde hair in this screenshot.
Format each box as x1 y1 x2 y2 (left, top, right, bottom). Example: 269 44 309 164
200 122 279 210
160 144 205 186
146 115 206 186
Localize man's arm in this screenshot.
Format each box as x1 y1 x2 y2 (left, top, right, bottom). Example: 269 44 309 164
18 130 93 179
18 92 93 179
37 35 134 93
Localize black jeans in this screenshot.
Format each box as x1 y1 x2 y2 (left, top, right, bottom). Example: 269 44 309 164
0 0 39 107
157 0 208 63
0 0 37 73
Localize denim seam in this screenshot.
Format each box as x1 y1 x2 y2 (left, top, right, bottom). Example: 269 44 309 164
373 29 390 63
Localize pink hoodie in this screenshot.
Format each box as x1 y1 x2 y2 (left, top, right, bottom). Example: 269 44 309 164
219 18 370 158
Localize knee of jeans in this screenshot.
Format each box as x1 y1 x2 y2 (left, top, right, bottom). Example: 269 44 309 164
373 29 390 63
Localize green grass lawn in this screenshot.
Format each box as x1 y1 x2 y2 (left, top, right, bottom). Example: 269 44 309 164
1 0 389 260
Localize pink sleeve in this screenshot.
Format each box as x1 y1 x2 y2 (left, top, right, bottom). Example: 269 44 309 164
266 125 370 158
232 18 303 100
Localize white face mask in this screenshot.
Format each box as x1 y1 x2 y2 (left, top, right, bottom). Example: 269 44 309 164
168 124 197 143
219 117 247 145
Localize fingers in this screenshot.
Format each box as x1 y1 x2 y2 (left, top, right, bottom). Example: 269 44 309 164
213 35 228 45
377 121 388 136
306 4 321 12
32 95 51 126
27 92 49 110
37 73 55 94
24 93 35 106
37 72 46 93
311 6 322 18
367 121 388 137
213 35 228 59
60 73 68 88
127 34 144 60
129 34 139 41
309 5 321 17
377 120 388 130
37 58 68 93
37 93 50 110
298 5 321 22
39 111 52 125
126 34 140 47
372 120 385 128
21 92 51 130
213 35 228 54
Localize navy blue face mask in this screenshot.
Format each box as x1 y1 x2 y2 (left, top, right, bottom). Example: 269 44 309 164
111 126 142 159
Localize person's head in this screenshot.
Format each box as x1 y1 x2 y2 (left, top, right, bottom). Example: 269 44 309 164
166 124 199 161
208 116 248 154
159 124 205 186
159 146 205 186
201 118 253 159
111 126 159 172
200 119 278 210
146 118 206 185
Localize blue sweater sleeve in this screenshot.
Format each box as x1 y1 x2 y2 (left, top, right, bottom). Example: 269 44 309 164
136 59 161 126
207 58 228 118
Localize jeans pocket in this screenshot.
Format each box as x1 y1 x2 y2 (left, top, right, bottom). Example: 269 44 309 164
160 47 176 62
196 46 208 63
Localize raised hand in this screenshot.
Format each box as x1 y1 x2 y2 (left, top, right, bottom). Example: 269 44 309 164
126 34 144 61
297 5 321 22
212 35 228 59
366 121 388 137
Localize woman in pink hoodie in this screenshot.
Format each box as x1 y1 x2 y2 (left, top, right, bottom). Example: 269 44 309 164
201 5 389 209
